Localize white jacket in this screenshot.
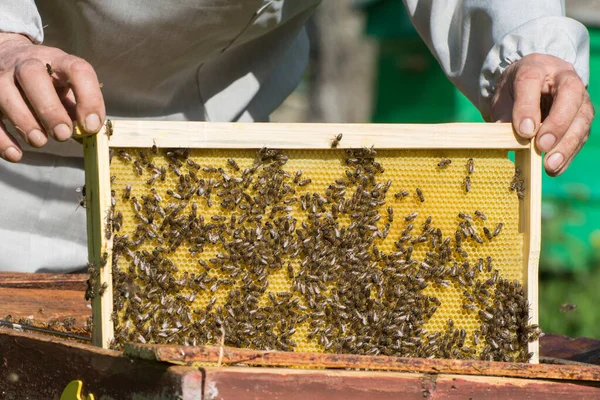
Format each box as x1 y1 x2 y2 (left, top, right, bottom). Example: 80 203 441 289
0 0 589 271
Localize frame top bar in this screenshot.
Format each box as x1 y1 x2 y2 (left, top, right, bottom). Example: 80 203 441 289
82 121 529 150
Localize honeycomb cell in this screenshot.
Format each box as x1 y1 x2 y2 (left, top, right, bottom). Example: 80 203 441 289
107 148 534 361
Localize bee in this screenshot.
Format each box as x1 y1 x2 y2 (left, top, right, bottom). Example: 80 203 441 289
298 179 312 187
560 303 577 312
133 160 143 175
464 176 471 193
493 222 503 237
405 212 418 222
331 133 343 148
293 170 303 184
110 190 117 207
226 158 240 171
483 226 493 240
466 158 474 175
394 191 409 199
187 159 201 170
151 142 159 155
416 188 425 202
458 212 472 221
437 158 452 168
106 119 114 137
474 210 487 221
99 282 109 296
123 184 132 200
45 63 55 76
159 166 166 181
486 256 493 272
117 150 132 162
387 206 394 222
166 189 182 200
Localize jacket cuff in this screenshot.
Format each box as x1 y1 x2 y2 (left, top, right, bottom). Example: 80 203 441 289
0 3 44 44
478 16 589 120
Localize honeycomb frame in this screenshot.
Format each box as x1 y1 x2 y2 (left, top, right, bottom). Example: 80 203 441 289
78 120 541 363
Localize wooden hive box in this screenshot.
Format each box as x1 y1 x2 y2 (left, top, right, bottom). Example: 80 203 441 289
78 121 541 365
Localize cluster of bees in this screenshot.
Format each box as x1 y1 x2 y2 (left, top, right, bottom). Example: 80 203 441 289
102 141 538 362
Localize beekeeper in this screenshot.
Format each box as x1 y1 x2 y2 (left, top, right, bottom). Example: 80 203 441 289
0 1 592 272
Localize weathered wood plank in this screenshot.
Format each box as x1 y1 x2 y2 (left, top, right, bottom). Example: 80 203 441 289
201 367 600 400
0 329 203 399
0 273 87 291
126 343 600 381
0 287 90 325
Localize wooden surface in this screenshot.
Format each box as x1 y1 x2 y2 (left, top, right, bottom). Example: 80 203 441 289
83 131 114 348
77 120 531 149
126 342 600 382
0 329 203 399
0 272 86 291
517 144 543 362
0 287 90 325
2 329 600 400
201 367 600 400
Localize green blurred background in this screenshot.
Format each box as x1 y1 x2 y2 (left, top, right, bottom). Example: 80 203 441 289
361 0 600 339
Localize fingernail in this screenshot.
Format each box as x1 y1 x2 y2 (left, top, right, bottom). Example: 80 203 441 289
53 123 72 141
85 114 101 133
3 147 21 162
28 129 47 147
538 134 556 151
519 118 535 136
546 153 564 171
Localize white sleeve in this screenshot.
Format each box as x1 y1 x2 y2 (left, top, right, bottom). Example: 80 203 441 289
403 0 590 120
0 1 44 44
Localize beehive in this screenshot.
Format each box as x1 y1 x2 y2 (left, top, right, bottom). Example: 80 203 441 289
80 121 541 363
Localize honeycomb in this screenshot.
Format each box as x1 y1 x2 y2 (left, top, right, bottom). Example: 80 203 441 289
105 146 538 362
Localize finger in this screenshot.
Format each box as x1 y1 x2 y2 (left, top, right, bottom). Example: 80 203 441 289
51 56 105 134
543 102 592 176
0 120 23 163
57 87 78 121
511 64 544 138
15 58 73 142
536 71 585 153
0 75 47 147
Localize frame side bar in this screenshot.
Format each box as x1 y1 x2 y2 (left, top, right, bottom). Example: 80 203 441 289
105 121 528 150
84 130 114 348
516 145 542 363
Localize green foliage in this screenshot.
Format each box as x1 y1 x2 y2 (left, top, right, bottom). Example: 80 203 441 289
539 268 600 339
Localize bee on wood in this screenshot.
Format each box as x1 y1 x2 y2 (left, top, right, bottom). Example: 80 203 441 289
437 158 452 168
106 119 113 137
99 282 109 296
464 176 471 193
331 133 343 148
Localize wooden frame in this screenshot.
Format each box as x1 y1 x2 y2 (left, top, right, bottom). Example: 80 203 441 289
78 121 541 363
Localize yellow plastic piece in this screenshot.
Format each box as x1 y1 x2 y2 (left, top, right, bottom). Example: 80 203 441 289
60 381 95 400
110 148 522 354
